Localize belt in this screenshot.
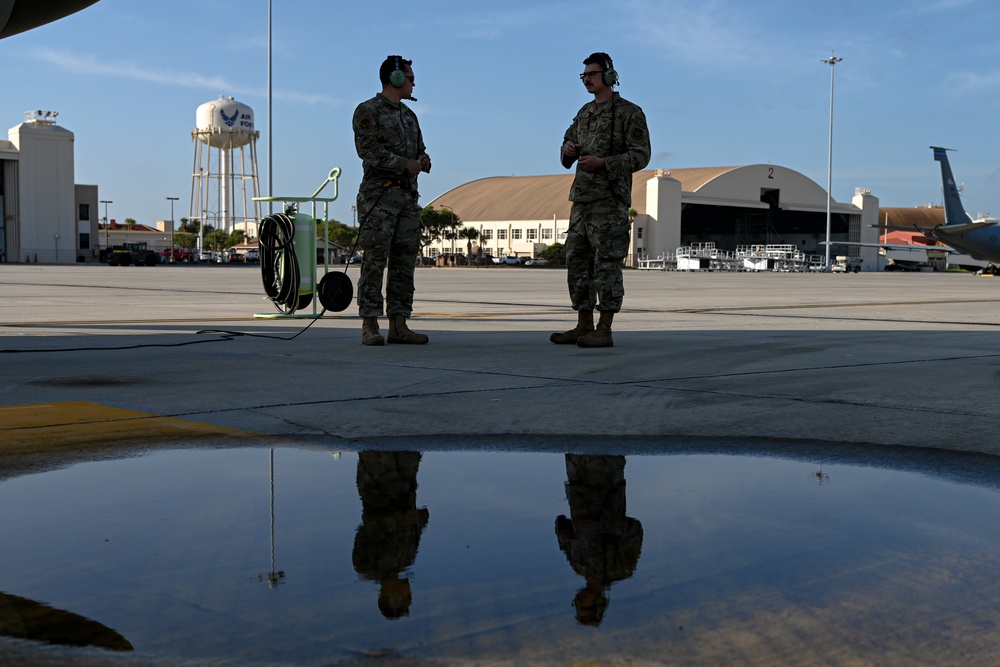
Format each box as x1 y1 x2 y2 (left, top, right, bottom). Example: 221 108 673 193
382 178 412 190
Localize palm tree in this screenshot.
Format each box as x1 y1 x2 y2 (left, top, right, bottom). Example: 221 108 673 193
459 227 480 265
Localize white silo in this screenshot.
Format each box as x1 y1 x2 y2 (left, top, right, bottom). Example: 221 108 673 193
190 96 261 246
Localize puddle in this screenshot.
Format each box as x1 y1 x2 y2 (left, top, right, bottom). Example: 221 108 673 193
3 445 1000 666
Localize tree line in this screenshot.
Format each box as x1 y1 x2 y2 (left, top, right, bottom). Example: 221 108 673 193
167 208 564 265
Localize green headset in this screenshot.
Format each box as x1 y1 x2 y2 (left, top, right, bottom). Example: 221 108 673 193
602 54 619 87
388 55 407 88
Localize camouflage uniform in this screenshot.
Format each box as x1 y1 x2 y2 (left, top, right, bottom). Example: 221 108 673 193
353 450 428 619
555 454 643 626
562 92 651 313
353 93 426 318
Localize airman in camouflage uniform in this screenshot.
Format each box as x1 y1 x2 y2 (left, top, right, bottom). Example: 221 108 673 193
353 450 429 619
353 55 431 346
555 454 643 626
551 52 651 348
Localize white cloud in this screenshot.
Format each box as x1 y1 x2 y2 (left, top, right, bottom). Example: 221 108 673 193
27 48 334 105
421 4 568 41
945 70 1000 93
620 0 764 69
911 0 981 14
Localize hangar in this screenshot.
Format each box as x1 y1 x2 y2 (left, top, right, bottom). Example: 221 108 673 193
426 165 881 270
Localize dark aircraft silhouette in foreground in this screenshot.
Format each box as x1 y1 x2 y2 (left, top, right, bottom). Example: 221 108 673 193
0 1 100 40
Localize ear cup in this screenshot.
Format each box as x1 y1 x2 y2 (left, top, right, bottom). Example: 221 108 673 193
389 68 406 88
603 68 618 86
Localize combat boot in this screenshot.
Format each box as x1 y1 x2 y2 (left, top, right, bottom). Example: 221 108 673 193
549 310 594 345
388 315 429 344
361 317 385 346
577 311 614 348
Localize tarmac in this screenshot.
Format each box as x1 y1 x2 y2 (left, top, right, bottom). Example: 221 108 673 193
5 263 1000 666
4 263 1000 464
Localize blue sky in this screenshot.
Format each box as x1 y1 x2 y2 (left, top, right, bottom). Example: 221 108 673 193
4 0 1000 228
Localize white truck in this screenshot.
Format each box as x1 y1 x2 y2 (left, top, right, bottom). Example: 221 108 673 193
832 255 862 273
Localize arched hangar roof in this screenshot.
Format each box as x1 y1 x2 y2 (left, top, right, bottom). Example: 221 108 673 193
427 165 846 222
878 206 945 229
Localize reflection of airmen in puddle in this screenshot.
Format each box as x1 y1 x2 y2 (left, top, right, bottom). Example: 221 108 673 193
555 454 643 626
353 451 429 619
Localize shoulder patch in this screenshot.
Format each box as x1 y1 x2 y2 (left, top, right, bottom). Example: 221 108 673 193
628 115 648 143
359 116 373 131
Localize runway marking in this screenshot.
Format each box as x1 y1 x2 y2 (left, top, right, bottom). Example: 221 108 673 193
0 401 260 452
0 312 566 326
2 318 270 327
672 298 1000 313
3 299 1000 327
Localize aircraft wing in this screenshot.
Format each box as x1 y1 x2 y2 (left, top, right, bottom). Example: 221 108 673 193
929 221 1000 236
821 241 960 255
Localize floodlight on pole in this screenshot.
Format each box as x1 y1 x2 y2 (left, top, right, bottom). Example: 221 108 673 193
822 52 842 272
166 197 179 262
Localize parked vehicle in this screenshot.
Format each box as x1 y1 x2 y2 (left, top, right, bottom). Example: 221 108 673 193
832 255 862 273
500 256 520 265
160 248 195 263
108 242 158 267
199 250 218 263
222 250 245 263
243 249 260 263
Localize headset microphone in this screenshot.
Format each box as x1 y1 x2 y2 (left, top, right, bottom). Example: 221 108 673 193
408 96 418 101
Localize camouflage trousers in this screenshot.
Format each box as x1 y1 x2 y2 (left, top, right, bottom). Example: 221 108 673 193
356 188 421 318
564 197 630 313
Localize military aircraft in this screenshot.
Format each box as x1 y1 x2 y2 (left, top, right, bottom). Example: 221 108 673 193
0 1 100 40
919 146 1000 269
826 146 1000 272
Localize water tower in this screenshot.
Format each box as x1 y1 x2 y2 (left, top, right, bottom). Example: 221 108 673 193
190 96 261 246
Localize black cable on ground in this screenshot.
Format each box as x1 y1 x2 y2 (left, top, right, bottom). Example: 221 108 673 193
2 210 369 354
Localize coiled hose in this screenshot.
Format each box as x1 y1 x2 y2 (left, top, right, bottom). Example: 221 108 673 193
258 213 304 314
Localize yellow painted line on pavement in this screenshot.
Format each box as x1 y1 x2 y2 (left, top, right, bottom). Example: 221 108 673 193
2 312 566 326
2 318 264 327
674 298 1000 313
0 401 259 453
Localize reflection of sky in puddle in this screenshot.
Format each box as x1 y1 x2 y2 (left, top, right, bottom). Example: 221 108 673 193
3 447 1000 666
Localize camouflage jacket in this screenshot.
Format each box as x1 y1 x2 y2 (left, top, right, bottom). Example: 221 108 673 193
562 92 651 206
353 93 426 195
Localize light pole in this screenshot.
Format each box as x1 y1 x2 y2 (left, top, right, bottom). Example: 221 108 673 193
822 52 842 272
267 0 273 216
166 197 179 262
100 200 112 257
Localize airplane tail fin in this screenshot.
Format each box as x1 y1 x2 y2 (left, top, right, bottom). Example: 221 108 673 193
932 146 969 227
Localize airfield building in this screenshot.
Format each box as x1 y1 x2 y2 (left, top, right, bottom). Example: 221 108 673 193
0 110 99 264
426 166 882 270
